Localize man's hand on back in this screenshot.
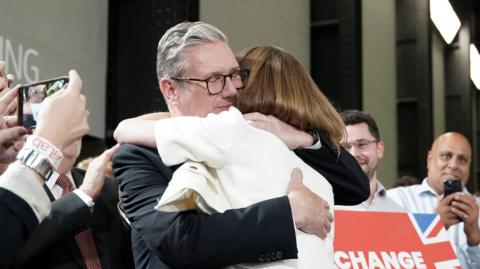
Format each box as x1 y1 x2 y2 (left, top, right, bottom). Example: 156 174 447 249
287 168 333 239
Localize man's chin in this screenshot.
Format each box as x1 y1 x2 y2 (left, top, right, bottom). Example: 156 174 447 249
441 174 461 181
358 163 367 170
215 105 231 113
360 167 371 176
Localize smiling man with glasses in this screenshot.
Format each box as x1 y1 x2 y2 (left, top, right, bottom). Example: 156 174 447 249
339 110 403 211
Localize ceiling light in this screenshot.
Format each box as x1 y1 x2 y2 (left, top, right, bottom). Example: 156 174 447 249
430 0 461 44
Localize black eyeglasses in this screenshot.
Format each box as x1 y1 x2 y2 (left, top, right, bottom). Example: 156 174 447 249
340 139 377 151
171 69 249 95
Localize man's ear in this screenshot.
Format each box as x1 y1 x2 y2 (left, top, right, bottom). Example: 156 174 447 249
159 78 178 104
376 140 385 160
426 150 432 169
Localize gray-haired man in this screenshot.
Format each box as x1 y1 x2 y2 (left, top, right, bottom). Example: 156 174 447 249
113 21 369 268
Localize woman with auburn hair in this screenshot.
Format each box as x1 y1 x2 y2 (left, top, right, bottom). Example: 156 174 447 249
114 46 347 269
236 46 344 149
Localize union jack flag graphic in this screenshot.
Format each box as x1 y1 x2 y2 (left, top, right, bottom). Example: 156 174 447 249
334 210 461 269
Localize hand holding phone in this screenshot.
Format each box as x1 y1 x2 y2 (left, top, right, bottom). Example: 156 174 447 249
35 70 89 151
443 179 462 197
17 77 69 129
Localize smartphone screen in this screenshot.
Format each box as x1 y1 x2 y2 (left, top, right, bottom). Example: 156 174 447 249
17 77 69 129
443 179 462 197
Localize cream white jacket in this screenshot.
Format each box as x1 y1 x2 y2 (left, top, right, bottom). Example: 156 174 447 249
154 107 335 269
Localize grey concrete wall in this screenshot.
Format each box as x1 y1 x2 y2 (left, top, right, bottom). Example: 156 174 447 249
432 32 446 137
362 0 398 187
200 0 310 69
0 0 108 138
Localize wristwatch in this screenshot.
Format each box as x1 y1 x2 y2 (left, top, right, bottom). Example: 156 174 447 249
17 148 53 180
307 128 320 146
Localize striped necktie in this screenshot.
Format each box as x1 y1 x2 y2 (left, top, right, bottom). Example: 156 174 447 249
56 174 103 269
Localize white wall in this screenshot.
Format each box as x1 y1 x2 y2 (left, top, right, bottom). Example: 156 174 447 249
0 0 108 138
200 0 310 69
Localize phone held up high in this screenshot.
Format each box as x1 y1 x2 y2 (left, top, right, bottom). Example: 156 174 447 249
443 179 462 197
17 76 69 129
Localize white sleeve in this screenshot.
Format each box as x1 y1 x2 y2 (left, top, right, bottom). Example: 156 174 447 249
155 109 242 168
73 189 95 207
0 162 51 222
464 245 480 268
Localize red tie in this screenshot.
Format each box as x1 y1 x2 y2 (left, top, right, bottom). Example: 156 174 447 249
56 174 103 269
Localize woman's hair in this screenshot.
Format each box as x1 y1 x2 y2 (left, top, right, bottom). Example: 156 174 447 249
236 46 345 148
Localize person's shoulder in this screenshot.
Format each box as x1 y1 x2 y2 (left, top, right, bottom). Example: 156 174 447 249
117 143 157 155
114 144 159 162
387 184 421 199
112 144 172 175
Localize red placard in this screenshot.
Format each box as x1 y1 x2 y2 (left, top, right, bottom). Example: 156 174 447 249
334 210 461 269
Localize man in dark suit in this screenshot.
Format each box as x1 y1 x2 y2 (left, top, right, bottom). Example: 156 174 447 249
9 139 132 269
113 21 369 268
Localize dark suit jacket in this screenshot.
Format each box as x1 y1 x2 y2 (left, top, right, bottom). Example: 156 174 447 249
0 188 40 268
10 168 133 269
113 139 369 269
294 133 370 205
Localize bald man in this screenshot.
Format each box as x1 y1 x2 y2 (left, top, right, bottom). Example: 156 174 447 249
388 132 480 268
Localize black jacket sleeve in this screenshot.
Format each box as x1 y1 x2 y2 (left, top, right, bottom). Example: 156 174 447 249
9 191 92 268
113 144 297 269
294 134 370 205
0 188 39 269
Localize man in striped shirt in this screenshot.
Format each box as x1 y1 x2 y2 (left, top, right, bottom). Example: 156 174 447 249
388 132 480 268
338 110 403 212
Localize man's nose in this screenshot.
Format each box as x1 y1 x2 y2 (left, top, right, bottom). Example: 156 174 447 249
447 158 460 170
221 77 238 98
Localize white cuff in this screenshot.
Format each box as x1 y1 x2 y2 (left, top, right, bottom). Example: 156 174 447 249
305 138 322 150
73 189 95 207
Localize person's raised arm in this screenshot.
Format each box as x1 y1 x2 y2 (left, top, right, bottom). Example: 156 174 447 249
2 69 90 220
35 70 89 150
0 69 90 268
116 109 233 167
80 144 120 199
114 112 169 147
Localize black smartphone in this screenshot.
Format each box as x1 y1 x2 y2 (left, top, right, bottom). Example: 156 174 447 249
443 179 462 197
17 76 69 129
